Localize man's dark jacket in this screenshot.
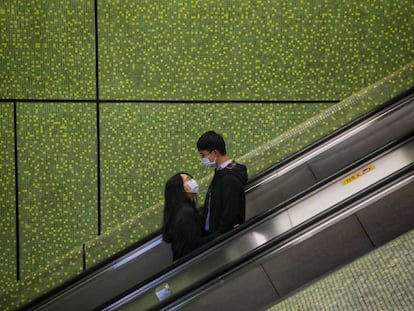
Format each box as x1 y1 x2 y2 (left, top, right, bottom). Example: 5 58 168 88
201 161 248 235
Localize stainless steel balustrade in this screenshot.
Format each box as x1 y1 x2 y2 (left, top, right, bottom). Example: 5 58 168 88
171 171 414 310
102 137 414 310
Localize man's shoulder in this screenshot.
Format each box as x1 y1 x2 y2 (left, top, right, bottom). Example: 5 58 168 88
222 161 246 171
220 161 248 183
219 169 247 185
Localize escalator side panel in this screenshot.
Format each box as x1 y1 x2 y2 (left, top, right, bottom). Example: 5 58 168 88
288 143 414 228
39 240 172 311
176 215 373 311
246 164 316 219
175 177 414 311
180 265 279 311
106 142 414 311
356 180 414 247
261 215 373 297
309 101 414 181
99 241 173 298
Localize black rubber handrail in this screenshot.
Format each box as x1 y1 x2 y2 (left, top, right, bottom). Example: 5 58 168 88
92 130 414 311
160 165 414 311
112 143 414 311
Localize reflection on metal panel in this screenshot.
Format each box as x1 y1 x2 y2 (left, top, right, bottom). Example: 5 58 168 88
288 141 414 226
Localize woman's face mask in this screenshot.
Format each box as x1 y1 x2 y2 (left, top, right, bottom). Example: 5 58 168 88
185 178 200 193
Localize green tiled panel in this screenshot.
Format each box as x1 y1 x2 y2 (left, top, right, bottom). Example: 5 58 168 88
0 1 96 99
99 103 329 232
17 103 98 279
99 0 414 100
240 61 414 174
268 229 414 311
0 103 16 289
0 246 83 311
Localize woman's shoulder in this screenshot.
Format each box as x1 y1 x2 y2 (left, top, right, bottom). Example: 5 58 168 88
176 203 196 215
175 203 198 221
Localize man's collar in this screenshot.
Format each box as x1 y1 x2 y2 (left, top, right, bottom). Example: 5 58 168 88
217 159 233 170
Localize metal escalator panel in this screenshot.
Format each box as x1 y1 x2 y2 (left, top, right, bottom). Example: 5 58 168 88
172 172 414 311
101 137 414 310
246 91 414 217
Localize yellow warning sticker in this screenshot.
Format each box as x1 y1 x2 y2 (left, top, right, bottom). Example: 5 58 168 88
342 165 375 185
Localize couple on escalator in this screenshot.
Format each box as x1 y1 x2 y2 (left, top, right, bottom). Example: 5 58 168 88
162 131 248 261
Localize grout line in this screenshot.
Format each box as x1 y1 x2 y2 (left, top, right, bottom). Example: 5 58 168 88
13 101 21 281
0 99 341 104
94 0 102 236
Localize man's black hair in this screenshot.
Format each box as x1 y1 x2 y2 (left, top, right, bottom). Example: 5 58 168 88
197 130 227 155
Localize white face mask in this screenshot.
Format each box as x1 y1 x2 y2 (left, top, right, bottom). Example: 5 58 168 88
202 152 216 168
185 179 200 193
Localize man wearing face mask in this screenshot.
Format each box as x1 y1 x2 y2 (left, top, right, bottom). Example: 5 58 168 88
197 131 248 236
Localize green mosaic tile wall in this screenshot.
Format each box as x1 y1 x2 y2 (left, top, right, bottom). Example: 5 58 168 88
99 0 414 100
0 1 96 99
0 103 16 288
0 0 413 308
16 103 98 277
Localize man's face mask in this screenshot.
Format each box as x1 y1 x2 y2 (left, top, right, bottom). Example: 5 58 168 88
201 152 216 168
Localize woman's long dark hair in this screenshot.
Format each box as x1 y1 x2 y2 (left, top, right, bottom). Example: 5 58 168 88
162 172 196 243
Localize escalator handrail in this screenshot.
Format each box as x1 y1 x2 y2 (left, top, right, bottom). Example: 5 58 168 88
163 167 414 311
100 135 414 310
23 88 414 310
246 86 414 187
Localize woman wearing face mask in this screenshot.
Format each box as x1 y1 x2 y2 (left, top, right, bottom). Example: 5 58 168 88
162 172 218 261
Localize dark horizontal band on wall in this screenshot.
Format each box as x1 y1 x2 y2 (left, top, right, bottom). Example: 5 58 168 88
0 98 340 104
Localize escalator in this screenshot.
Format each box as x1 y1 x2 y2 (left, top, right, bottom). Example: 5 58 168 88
25 89 414 311
127 137 414 311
